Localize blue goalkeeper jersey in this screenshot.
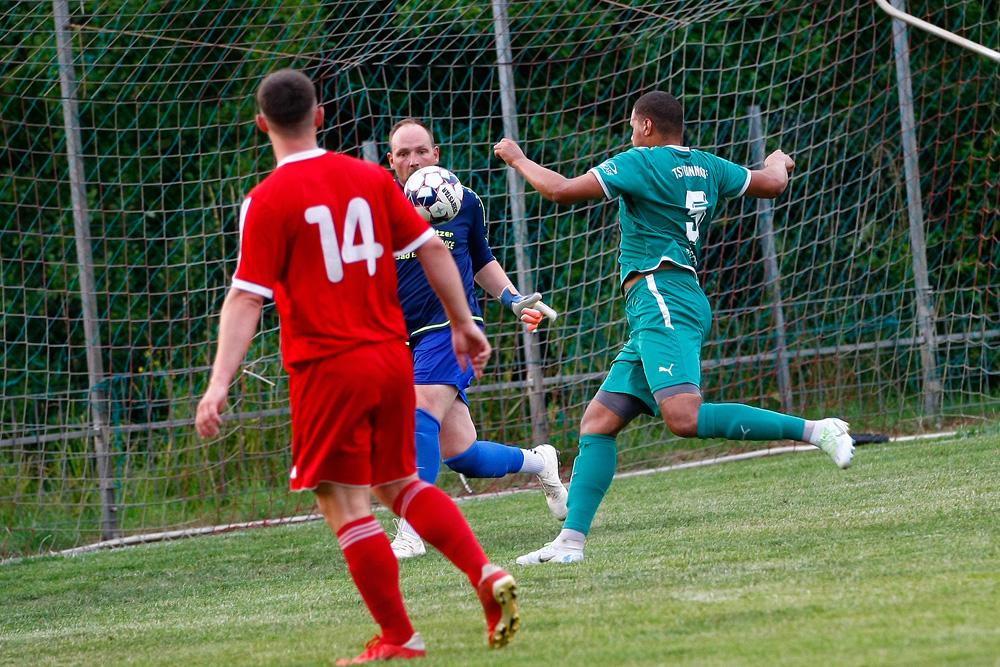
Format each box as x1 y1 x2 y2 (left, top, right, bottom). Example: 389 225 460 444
394 180 494 339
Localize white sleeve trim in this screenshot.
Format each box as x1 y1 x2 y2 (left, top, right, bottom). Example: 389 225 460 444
393 227 436 258
231 278 273 300
735 167 752 198
588 167 613 199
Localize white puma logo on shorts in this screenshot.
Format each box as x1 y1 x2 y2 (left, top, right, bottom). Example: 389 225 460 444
658 364 674 375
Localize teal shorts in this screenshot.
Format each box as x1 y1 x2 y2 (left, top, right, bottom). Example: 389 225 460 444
599 269 712 416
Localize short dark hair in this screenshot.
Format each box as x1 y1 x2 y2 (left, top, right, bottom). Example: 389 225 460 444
256 69 317 134
633 91 683 138
388 118 435 148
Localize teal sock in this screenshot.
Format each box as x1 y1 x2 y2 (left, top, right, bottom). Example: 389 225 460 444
563 434 617 536
696 403 806 441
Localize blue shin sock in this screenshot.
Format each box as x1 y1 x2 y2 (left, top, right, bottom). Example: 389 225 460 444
414 408 442 484
443 440 525 478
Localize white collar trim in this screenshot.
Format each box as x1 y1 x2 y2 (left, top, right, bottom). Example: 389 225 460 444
277 148 327 167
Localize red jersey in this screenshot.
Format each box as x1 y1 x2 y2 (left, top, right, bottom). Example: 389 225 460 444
233 149 434 366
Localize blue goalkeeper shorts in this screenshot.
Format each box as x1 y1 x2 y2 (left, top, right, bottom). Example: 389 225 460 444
410 328 476 406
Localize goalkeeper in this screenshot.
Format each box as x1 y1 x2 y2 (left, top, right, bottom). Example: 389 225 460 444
387 118 568 559
494 91 855 566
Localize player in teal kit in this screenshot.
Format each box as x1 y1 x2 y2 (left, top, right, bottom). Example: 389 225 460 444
494 91 855 565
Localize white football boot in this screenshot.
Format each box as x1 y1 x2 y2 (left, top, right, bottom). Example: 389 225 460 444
813 418 854 469
390 519 426 559
515 540 584 566
533 444 569 521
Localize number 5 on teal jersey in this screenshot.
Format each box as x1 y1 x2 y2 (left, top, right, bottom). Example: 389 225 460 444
685 190 708 243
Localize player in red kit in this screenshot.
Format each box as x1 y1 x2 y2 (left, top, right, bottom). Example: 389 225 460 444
195 69 519 664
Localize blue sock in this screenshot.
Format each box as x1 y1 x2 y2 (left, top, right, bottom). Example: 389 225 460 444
443 440 525 478
414 408 442 484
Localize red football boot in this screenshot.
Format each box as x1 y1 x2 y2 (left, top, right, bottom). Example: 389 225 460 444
476 565 520 648
335 633 426 665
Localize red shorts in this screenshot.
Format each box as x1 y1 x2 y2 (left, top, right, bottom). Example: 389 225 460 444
287 341 416 490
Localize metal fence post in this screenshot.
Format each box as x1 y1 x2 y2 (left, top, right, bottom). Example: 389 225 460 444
890 0 942 421
53 0 118 540
749 105 793 413
362 139 379 164
491 0 549 444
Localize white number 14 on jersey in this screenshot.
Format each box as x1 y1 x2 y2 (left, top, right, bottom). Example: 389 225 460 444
305 199 384 283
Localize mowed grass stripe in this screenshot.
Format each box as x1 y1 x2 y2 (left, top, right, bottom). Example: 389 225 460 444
1 432 998 666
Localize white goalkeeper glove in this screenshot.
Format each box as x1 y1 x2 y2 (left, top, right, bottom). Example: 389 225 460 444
500 286 558 332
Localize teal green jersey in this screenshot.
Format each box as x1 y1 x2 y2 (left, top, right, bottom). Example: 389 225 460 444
589 145 750 287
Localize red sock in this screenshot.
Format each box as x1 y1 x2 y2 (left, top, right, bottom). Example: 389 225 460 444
336 516 414 645
393 481 490 586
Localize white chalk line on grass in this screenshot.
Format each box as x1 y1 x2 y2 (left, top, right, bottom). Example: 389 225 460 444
6 429 962 563
615 430 960 481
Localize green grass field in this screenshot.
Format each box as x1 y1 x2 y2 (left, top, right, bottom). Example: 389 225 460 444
2 431 999 666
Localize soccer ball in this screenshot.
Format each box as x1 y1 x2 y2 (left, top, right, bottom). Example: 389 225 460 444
403 165 464 224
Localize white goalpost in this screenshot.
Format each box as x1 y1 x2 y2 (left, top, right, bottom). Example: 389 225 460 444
874 0 1000 62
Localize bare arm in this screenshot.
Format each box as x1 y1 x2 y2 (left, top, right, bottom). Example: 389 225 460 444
745 149 796 199
415 236 491 377
494 138 606 205
196 288 264 438
473 259 514 298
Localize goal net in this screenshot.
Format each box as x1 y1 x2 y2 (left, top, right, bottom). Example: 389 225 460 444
1 0 997 557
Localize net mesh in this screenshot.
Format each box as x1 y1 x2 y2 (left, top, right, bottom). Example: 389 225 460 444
1 0 997 557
